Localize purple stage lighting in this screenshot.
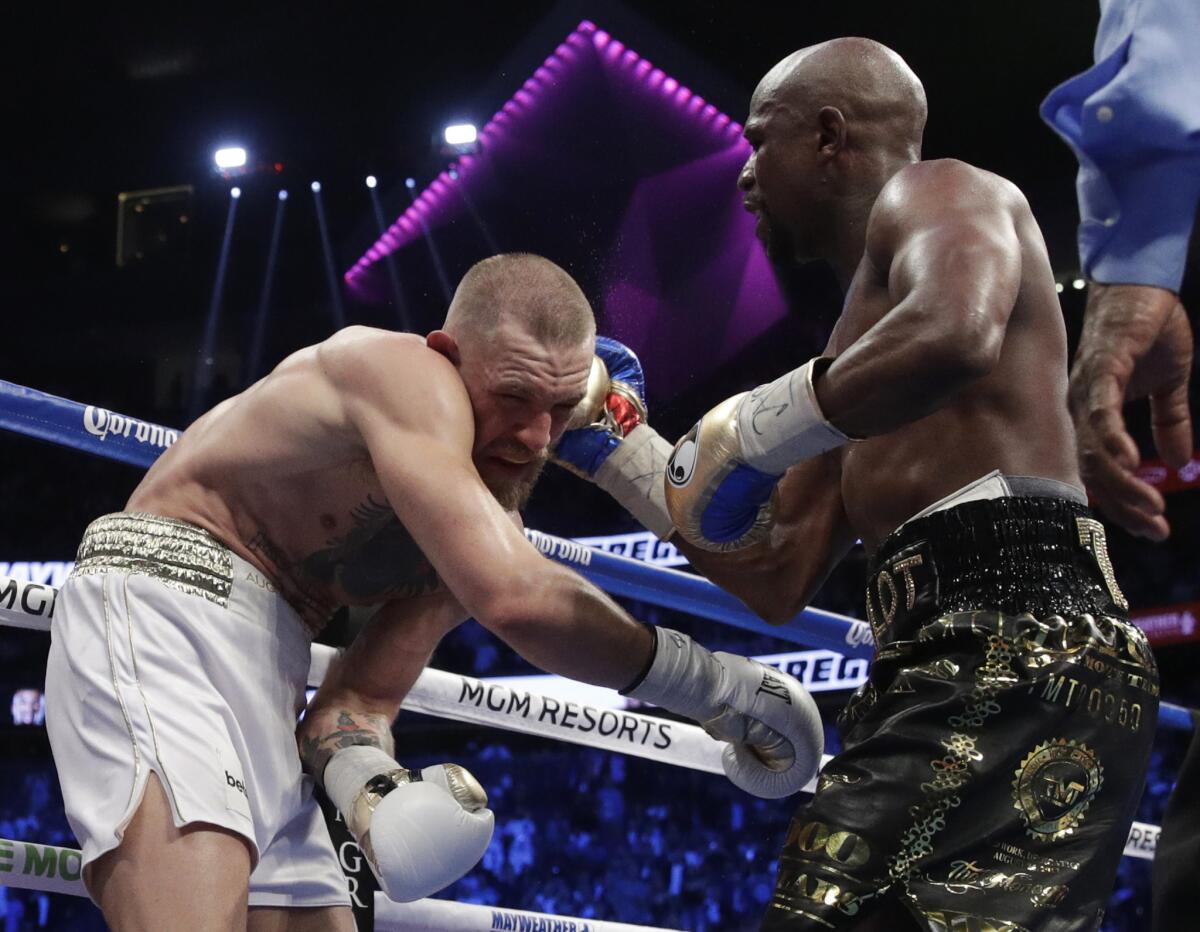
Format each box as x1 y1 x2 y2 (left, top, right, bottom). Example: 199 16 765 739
345 20 788 398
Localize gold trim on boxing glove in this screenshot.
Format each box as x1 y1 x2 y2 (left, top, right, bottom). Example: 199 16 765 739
665 393 778 552
349 768 415 841
606 380 648 437
440 763 489 812
564 355 610 431
351 768 416 873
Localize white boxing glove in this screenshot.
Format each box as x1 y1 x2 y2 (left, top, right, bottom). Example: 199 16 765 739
623 627 823 798
324 746 494 901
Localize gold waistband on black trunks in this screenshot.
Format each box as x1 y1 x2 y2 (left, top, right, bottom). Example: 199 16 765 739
73 512 234 607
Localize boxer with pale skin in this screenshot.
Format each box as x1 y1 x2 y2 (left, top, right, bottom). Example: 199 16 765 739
45 253 822 932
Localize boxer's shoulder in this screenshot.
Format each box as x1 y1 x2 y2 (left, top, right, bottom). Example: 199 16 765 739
865 160 1027 265
318 327 472 432
875 160 1025 225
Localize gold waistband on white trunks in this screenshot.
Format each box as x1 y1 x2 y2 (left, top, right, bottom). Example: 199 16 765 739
73 512 234 607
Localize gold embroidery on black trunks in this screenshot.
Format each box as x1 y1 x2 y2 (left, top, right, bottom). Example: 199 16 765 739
1032 672 1145 733
773 821 879 918
864 554 926 642
1011 738 1104 842
887 626 1014 884
915 905 1031 932
929 860 1071 909
1074 518 1128 611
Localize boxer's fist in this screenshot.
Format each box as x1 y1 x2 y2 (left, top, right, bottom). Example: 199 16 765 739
665 393 782 551
325 747 494 901
623 627 823 798
666 358 851 551
553 336 650 479
552 336 675 539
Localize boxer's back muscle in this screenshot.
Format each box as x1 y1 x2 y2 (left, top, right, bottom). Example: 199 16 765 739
127 328 445 629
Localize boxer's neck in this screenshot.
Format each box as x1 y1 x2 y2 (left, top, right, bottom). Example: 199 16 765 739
824 154 915 290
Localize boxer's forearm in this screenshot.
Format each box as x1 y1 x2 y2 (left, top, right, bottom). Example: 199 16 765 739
816 307 1003 439
675 455 854 624
298 700 395 783
299 594 464 781
477 563 654 690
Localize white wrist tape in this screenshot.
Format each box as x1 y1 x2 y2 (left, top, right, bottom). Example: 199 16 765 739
623 627 720 721
324 745 404 829
594 424 676 540
735 358 851 475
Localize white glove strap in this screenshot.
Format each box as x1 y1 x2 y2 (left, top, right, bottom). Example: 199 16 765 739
324 745 403 833
735 358 851 475
594 424 676 540
623 627 721 721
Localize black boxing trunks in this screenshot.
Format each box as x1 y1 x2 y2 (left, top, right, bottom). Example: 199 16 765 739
763 495 1159 932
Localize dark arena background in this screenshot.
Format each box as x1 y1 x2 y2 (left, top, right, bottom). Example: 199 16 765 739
4 2 1198 930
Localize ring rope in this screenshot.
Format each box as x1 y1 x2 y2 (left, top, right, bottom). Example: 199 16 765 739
0 813 1166 906
2 575 1189 736
0 836 683 930
0 376 869 655
0 578 826 785
374 895 682 932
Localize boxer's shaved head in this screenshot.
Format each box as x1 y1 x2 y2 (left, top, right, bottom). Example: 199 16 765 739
445 253 596 348
740 38 926 267
758 37 927 161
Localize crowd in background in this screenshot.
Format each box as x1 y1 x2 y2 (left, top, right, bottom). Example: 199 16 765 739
0 727 1187 931
0 429 1196 931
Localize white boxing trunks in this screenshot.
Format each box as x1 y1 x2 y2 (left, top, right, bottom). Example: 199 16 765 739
44 512 350 909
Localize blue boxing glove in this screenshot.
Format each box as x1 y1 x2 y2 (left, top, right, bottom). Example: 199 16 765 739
665 358 853 551
552 337 675 539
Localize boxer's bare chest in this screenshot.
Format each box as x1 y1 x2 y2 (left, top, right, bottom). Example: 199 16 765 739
241 458 442 620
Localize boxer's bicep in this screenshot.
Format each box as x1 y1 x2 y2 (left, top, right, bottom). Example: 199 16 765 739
330 343 544 628
886 207 1022 372
368 429 542 626
822 172 1023 436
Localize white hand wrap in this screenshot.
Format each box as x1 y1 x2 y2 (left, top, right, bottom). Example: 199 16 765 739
594 424 676 540
735 358 852 475
624 628 823 798
324 746 494 902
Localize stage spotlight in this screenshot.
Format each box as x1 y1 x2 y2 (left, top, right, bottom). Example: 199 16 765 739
311 181 322 193
230 187 242 199
1072 278 1086 290
1055 282 1065 294
405 177 416 190
443 123 478 146
278 190 288 201
214 147 247 170
366 175 378 189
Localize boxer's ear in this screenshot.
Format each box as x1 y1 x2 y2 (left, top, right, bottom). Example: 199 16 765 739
427 330 461 366
816 106 847 158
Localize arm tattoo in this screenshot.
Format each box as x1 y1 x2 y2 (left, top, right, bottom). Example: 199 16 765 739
298 710 394 785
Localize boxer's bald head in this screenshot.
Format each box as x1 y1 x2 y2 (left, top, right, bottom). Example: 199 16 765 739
757 38 926 158
740 38 926 266
433 253 596 510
